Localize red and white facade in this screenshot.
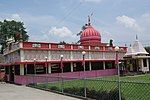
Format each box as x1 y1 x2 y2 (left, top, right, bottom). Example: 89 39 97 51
2 21 127 85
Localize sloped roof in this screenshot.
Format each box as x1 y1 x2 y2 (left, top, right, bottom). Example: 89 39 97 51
125 39 149 56
125 46 137 56
132 40 149 54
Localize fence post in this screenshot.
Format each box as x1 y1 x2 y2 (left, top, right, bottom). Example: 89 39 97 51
61 77 64 94
26 75 28 85
46 76 48 90
33 75 34 84
118 79 121 100
84 78 87 98
32 75 35 87
117 65 121 100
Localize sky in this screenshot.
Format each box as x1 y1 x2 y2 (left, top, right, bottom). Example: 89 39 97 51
0 0 150 46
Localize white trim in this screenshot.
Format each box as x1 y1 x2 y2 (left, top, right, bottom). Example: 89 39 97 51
20 64 24 75
48 63 51 73
71 62 73 72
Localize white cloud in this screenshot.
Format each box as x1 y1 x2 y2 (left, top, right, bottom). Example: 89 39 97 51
142 13 150 18
0 12 79 43
49 26 74 38
3 13 22 21
47 26 79 43
11 14 22 21
116 15 141 32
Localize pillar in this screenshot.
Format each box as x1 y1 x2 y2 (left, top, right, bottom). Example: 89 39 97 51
71 62 73 72
103 61 106 70
147 59 149 71
138 59 142 71
89 62 92 71
20 50 24 62
20 64 24 75
48 63 51 73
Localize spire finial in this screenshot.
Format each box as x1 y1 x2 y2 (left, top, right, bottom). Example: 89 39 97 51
88 13 93 26
88 15 91 25
136 34 138 40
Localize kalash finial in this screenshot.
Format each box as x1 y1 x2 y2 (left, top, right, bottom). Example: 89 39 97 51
88 15 91 26
88 13 93 26
136 34 138 40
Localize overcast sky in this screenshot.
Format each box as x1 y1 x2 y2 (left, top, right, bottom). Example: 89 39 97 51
0 0 150 46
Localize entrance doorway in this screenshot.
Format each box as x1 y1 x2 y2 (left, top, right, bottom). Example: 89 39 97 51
9 66 14 83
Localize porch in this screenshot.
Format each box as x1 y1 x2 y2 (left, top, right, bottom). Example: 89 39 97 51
14 69 117 85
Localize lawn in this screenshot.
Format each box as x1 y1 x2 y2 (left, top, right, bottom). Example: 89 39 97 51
35 74 150 100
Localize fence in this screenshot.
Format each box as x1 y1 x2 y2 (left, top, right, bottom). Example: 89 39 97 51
27 75 150 100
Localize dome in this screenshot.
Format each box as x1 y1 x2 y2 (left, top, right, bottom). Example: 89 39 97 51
80 25 101 45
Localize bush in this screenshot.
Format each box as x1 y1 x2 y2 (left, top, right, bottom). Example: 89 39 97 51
34 85 125 100
50 86 60 91
64 87 84 96
63 87 125 100
27 83 37 87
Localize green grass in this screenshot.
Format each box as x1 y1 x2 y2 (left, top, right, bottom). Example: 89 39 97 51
98 74 150 82
36 74 150 100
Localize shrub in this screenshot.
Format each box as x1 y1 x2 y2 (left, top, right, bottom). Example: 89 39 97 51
63 87 125 100
50 86 59 91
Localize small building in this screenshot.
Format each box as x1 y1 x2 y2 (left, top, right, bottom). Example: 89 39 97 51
0 54 5 79
1 18 127 85
124 37 150 72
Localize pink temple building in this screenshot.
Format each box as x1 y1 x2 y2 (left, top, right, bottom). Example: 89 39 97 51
1 18 127 85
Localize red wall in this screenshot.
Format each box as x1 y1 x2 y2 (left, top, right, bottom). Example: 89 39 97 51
14 69 117 85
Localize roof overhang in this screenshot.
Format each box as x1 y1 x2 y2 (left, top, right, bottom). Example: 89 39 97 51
132 56 150 59
124 55 150 59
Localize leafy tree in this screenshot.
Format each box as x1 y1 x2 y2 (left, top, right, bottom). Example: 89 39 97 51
0 20 29 54
145 46 150 55
59 41 67 44
109 39 113 46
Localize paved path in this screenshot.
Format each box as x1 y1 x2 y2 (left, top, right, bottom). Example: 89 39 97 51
0 83 80 100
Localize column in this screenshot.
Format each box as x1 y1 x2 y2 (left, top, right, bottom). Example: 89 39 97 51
102 52 105 59
141 59 144 72
103 61 106 70
89 62 92 71
48 51 51 60
70 51 73 60
138 59 142 71
20 64 24 75
71 62 73 72
20 50 24 62
48 63 51 74
147 59 149 71
70 45 73 60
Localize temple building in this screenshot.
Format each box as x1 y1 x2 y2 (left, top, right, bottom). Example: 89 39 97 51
124 36 150 72
1 18 127 85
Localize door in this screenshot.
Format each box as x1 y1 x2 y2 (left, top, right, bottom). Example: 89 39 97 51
9 66 14 83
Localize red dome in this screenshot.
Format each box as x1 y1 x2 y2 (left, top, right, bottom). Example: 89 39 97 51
80 25 101 45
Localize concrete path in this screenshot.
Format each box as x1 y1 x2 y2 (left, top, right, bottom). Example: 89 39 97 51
0 83 80 100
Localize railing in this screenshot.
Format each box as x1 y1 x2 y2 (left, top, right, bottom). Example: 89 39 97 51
22 42 127 52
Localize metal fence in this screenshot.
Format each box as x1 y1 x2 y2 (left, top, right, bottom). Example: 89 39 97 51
27 75 150 100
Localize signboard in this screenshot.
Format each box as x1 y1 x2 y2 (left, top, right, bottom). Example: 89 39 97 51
58 45 64 48
32 43 41 48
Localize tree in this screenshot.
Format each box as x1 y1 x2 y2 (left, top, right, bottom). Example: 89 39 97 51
59 41 67 45
145 46 150 55
109 39 113 46
0 20 29 54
